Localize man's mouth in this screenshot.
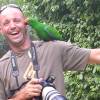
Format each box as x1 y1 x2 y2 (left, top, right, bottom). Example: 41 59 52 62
11 32 19 35
9 31 21 39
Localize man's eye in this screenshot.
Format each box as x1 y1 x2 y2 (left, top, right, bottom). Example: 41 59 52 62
14 18 21 23
3 21 9 26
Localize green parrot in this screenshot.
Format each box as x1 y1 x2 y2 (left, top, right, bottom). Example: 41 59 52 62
27 17 63 41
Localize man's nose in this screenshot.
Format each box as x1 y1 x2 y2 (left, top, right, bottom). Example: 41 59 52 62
10 21 16 30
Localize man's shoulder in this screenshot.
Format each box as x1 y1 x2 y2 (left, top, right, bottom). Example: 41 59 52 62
0 50 11 62
32 40 69 46
32 40 72 52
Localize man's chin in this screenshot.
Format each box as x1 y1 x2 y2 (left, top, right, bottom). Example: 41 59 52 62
9 39 24 46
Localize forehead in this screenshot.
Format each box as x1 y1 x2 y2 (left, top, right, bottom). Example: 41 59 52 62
0 7 24 18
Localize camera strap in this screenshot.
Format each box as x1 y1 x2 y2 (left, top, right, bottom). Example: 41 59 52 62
30 42 40 78
11 51 19 87
11 42 40 88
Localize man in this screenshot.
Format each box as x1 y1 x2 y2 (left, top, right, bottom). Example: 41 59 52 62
0 4 100 100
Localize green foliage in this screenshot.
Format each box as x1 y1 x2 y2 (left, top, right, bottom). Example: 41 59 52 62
64 65 100 100
0 0 100 99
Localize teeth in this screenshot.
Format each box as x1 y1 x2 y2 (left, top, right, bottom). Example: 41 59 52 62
11 32 17 35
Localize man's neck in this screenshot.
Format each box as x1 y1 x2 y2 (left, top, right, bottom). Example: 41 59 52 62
9 39 31 54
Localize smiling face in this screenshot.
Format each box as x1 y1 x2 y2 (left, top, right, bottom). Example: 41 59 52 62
0 7 27 46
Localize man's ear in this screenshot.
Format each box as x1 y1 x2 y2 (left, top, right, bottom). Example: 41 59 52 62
0 26 3 35
0 26 2 34
24 17 28 25
0 16 3 34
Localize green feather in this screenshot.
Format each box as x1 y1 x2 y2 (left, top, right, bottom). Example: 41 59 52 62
28 17 63 41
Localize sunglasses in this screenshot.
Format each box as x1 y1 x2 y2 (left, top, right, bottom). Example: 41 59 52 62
0 4 22 13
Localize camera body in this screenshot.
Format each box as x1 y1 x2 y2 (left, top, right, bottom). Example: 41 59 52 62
39 76 67 100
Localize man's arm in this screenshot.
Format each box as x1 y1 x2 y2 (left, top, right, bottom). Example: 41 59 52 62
88 49 100 64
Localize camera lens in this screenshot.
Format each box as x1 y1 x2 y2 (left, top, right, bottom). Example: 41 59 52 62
42 86 67 100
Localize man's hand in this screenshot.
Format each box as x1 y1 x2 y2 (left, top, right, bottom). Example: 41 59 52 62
10 78 43 100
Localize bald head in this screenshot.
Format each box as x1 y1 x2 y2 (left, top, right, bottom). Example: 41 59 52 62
0 4 22 14
0 7 24 18
0 4 25 25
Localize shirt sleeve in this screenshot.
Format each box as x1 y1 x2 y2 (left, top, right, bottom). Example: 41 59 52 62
61 41 91 71
0 56 10 100
0 79 7 100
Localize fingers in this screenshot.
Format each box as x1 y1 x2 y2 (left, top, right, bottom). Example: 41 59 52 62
25 83 42 94
11 78 43 100
22 78 43 98
26 78 43 93
28 78 43 84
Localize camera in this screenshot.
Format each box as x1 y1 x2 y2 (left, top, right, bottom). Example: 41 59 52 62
38 75 67 100
9 75 67 100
